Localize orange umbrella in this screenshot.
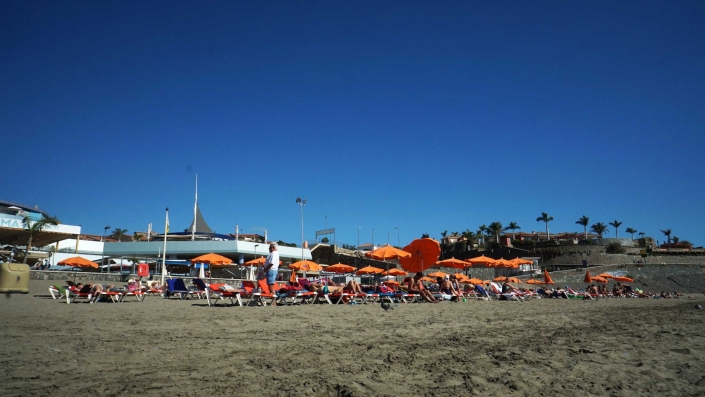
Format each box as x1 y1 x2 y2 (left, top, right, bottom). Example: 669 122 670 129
613 276 634 283
326 263 355 274
366 245 412 261
435 257 470 269
383 268 408 276
242 257 282 266
427 271 448 279
452 273 469 280
420 276 436 282
510 258 534 265
597 273 615 279
58 256 98 268
399 238 441 273
543 268 555 285
190 253 232 265
526 279 543 285
289 260 323 272
507 277 522 284
465 255 497 268
356 266 385 275
591 276 608 283
584 271 592 283
495 258 516 268
383 280 400 286
493 276 508 282
467 278 484 285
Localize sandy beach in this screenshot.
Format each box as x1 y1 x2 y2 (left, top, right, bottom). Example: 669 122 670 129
1 279 703 397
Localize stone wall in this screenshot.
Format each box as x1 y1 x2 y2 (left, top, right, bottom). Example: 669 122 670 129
519 263 705 286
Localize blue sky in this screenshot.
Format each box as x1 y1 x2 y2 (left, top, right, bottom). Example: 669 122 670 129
2 1 704 247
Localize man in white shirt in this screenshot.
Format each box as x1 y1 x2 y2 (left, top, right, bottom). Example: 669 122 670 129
263 242 280 306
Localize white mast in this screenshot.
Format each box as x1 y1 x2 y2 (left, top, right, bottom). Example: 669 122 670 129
161 208 169 285
191 174 198 241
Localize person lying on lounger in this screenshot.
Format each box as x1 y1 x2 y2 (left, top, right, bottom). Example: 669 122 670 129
401 272 438 303
298 279 364 295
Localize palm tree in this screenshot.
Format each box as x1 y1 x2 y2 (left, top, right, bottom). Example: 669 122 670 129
638 232 645 239
111 228 129 242
609 220 623 238
590 222 608 238
478 224 488 244
488 222 503 243
504 222 521 239
536 212 554 240
461 229 476 245
421 233 430 238
624 228 637 240
133 232 145 242
660 229 672 244
440 230 448 240
21 215 60 264
575 216 590 240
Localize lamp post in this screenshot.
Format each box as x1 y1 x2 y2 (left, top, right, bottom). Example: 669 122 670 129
395 227 400 248
102 226 110 274
296 197 307 261
253 244 260 280
372 228 375 248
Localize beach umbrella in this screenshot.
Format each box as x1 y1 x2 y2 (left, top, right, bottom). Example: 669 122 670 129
495 258 516 268
326 263 356 274
526 279 542 285
242 257 282 266
543 268 555 285
614 276 634 283
435 257 470 269
383 268 408 276
507 277 522 284
289 260 323 272
465 255 498 268
510 258 533 265
452 273 469 280
190 253 232 265
399 238 441 273
420 276 435 283
356 266 385 275
467 278 484 285
584 271 592 283
493 276 508 282
427 271 448 279
58 256 98 268
591 276 608 283
366 245 411 261
596 273 615 279
383 280 400 286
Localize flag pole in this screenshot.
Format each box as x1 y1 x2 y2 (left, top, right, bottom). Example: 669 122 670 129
161 207 169 286
191 174 198 241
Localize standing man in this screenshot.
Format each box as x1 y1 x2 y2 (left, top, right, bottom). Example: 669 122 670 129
263 242 280 306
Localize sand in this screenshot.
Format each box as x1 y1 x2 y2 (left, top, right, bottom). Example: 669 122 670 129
1 280 704 397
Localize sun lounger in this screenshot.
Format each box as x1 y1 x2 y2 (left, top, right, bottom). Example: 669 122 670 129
165 278 201 300
49 285 65 300
240 280 275 306
193 279 244 306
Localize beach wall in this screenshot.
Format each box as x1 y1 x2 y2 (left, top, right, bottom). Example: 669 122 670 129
523 263 705 285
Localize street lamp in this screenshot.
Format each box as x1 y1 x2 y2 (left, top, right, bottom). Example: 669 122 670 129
253 244 260 280
102 226 110 273
296 197 307 261
371 228 375 248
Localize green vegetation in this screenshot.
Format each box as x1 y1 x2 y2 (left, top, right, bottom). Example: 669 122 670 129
609 220 623 238
606 241 626 254
590 222 608 238
21 214 60 264
575 215 590 240
536 212 554 239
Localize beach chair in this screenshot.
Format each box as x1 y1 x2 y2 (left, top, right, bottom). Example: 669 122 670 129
118 282 146 302
488 282 524 302
474 285 492 300
240 280 275 306
49 285 66 300
165 278 201 300
275 279 318 305
193 279 244 307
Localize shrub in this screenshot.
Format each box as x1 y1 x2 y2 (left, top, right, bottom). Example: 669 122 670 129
606 242 626 254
